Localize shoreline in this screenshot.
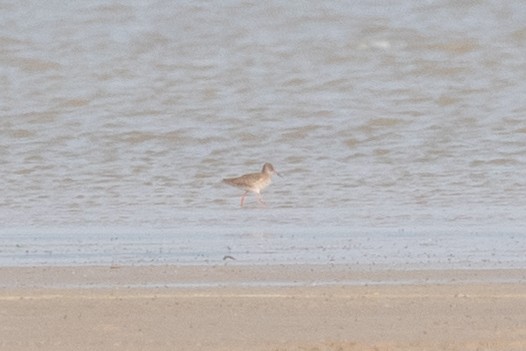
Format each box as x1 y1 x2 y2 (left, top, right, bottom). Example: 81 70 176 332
1 264 525 288
2 224 525 269
1 265 526 350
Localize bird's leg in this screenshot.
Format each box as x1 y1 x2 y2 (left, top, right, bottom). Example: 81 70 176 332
256 193 267 207
240 191 248 207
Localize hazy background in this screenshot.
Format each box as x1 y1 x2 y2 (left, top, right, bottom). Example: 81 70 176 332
1 1 525 266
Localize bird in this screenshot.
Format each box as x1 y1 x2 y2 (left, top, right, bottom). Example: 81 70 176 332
222 163 280 207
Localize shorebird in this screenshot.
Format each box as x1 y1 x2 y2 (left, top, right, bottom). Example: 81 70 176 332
223 163 280 207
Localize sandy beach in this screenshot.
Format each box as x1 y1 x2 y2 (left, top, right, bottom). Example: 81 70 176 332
0 265 525 351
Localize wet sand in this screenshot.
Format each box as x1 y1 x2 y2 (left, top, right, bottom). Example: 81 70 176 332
1 265 525 351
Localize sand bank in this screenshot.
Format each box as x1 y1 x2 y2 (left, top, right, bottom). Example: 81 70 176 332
0 265 525 350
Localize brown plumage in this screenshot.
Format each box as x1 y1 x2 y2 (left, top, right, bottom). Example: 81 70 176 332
223 163 280 207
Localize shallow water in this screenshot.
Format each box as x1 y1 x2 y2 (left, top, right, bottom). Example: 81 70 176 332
1 1 525 267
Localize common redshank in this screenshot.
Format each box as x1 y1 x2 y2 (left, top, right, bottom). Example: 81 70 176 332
223 163 280 207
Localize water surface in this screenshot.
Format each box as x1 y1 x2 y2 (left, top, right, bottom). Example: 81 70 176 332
1 1 525 267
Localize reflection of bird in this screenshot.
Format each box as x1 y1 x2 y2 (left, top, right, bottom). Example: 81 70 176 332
223 163 280 207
